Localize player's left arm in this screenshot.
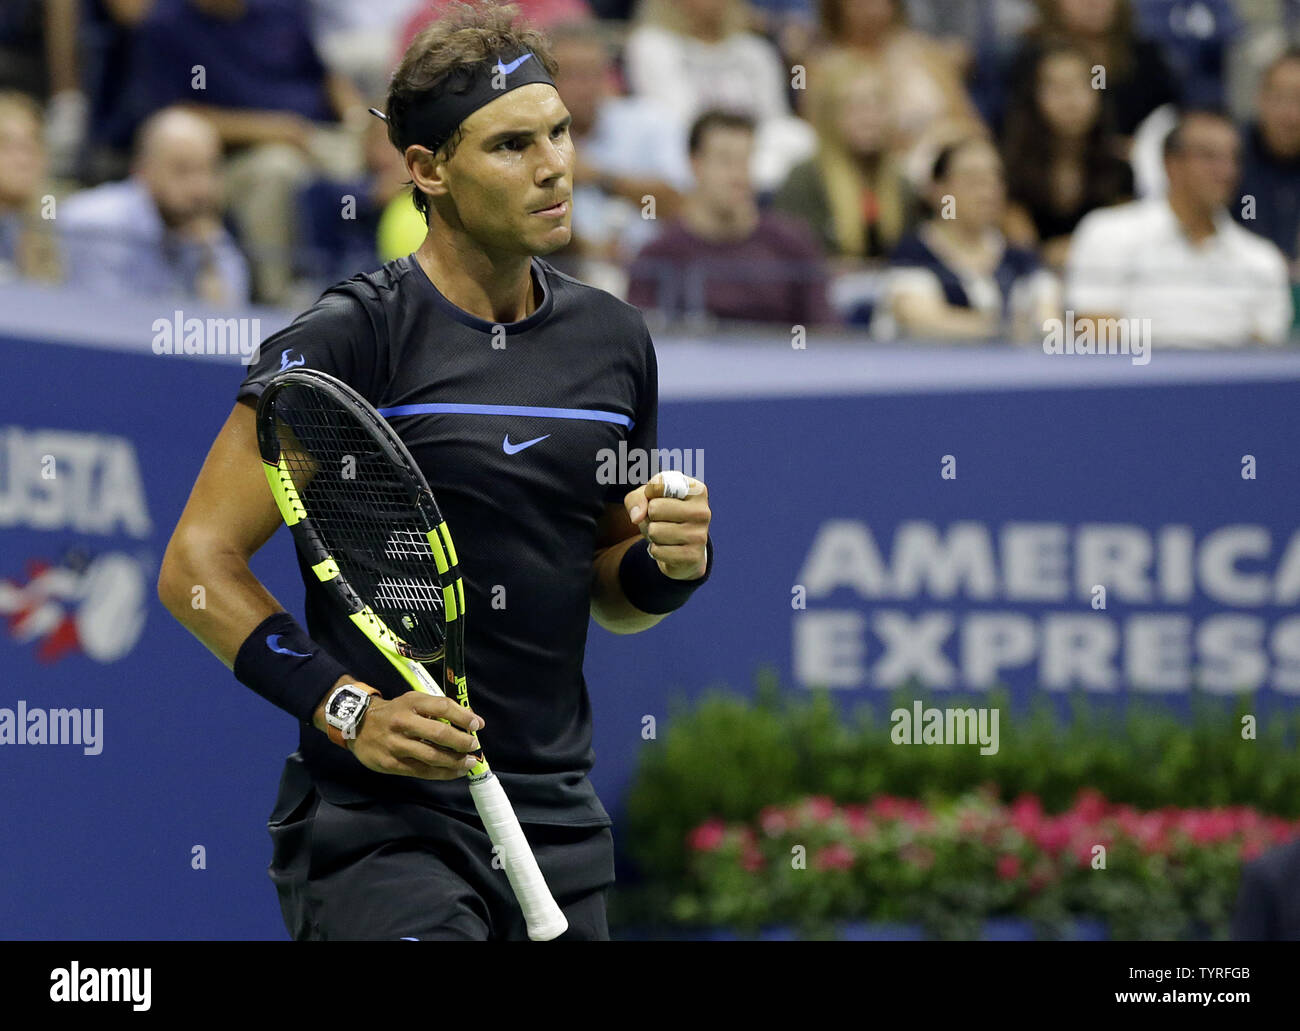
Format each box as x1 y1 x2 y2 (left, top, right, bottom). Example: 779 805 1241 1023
590 474 711 633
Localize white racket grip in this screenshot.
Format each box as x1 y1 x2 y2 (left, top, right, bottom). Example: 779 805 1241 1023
469 773 569 941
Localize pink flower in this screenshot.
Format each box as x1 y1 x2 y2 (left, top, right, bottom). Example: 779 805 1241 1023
1181 810 1235 846
741 841 766 872
901 801 934 830
1010 795 1043 836
1033 818 1073 858
1072 788 1109 822
996 854 1021 880
759 806 789 837
814 842 856 872
806 795 836 823
871 795 905 821
843 804 873 837
688 819 726 853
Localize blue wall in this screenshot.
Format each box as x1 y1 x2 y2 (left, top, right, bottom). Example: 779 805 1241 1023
3 324 1299 938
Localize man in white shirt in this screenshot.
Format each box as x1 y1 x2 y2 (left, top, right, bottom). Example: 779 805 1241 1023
1065 108 1293 348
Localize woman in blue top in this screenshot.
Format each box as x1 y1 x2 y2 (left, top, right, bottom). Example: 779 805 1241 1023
878 136 1059 343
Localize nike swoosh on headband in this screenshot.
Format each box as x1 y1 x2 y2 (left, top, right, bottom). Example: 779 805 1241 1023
495 53 534 76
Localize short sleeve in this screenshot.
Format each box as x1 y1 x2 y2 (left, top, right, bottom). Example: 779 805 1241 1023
605 325 658 504
1065 211 1128 316
1251 247 1294 345
237 285 381 406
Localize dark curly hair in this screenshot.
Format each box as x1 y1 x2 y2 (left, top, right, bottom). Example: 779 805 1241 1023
383 1 558 225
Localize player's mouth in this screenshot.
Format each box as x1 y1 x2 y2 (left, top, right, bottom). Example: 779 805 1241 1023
530 199 569 218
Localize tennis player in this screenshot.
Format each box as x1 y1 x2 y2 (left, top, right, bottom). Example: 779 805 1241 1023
158 0 713 941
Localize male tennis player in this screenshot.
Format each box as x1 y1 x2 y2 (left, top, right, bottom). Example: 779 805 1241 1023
158 0 713 941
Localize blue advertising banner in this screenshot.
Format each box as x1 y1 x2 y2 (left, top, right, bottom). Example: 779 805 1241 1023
3 316 1299 938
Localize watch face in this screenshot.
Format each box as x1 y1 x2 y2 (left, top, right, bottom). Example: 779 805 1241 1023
329 690 363 722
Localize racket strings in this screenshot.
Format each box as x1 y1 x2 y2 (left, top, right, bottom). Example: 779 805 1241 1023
273 387 446 657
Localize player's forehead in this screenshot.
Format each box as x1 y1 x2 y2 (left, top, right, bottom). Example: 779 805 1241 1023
458 84 567 141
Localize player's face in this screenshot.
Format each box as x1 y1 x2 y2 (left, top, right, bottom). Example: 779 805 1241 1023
441 85 574 256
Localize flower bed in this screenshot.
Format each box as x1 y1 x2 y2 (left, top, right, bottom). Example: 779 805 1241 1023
668 789 1300 940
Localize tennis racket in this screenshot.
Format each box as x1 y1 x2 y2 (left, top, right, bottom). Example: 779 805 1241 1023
255 367 568 941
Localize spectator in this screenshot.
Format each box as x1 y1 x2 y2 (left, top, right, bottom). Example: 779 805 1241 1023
772 58 918 260
308 0 422 100
1065 108 1293 347
0 92 60 284
1131 0 1238 110
809 0 985 186
1001 0 1181 142
0 1 86 180
627 109 835 326
624 0 815 190
127 0 370 304
297 113 413 288
59 107 250 306
548 19 689 268
877 137 1058 341
1235 48 1300 264
1002 44 1133 270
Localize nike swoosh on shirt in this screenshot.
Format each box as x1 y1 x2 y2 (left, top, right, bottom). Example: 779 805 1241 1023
502 433 550 455
267 634 311 658
495 53 534 76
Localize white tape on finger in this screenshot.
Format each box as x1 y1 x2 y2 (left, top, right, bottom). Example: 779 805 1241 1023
660 469 689 500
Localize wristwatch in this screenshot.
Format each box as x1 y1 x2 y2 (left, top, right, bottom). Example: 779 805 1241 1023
324 683 381 748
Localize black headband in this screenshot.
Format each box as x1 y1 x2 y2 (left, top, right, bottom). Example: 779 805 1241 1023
371 51 556 154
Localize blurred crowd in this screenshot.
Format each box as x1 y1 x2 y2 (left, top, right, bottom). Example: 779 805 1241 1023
1 0 1299 344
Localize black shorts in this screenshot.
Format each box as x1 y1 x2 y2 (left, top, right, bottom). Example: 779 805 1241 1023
266 753 616 941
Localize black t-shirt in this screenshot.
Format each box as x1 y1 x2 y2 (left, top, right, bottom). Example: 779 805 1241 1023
238 254 658 827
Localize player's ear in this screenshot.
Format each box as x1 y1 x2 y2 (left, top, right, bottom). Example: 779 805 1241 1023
406 145 450 199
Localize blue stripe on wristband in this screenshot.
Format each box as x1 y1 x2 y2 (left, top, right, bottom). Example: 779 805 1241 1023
233 611 351 723
618 535 714 615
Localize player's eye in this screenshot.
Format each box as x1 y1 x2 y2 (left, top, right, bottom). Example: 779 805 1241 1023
497 138 527 152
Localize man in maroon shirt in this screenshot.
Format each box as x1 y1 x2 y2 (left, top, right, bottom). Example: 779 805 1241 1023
627 109 836 328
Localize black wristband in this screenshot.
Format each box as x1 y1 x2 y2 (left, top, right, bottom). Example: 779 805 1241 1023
618 535 714 615
233 611 351 723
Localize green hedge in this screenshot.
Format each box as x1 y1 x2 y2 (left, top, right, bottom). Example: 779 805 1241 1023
623 670 1300 882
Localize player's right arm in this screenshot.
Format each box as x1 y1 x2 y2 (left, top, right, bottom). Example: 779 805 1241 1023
157 400 483 780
